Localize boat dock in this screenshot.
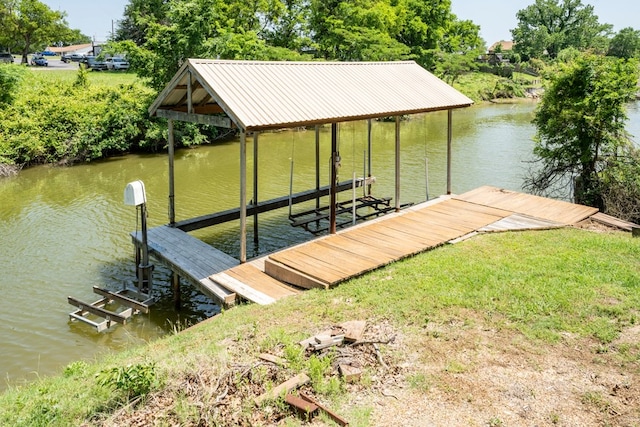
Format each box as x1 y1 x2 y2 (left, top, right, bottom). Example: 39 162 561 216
133 186 612 307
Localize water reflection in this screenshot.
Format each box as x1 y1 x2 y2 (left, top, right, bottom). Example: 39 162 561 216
1 101 636 390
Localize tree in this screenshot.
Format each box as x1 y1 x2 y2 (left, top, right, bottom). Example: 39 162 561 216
524 53 639 208
308 0 412 61
433 18 484 83
0 0 82 63
511 0 612 60
396 0 456 68
608 27 640 59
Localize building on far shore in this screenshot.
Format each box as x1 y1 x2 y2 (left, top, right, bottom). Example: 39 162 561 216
47 43 104 57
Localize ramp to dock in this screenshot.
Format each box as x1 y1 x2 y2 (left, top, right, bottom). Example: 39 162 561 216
263 186 599 289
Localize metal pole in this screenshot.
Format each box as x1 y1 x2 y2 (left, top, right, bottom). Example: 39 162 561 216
240 131 247 263
253 132 259 244
139 203 152 294
168 119 175 226
288 156 295 217
330 123 338 234
352 171 357 225
395 116 400 212
447 109 453 195
425 158 430 201
367 118 372 196
315 125 320 211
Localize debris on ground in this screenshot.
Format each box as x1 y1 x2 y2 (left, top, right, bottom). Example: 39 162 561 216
96 319 399 426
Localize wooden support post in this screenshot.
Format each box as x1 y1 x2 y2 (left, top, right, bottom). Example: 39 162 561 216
171 272 181 310
395 116 401 212
187 71 193 114
240 131 247 263
168 119 176 226
253 132 259 244
447 109 452 195
330 123 338 234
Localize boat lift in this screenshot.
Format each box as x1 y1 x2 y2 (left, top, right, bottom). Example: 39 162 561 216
67 181 155 332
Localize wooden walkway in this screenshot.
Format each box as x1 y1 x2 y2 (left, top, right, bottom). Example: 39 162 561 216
132 226 241 305
256 186 598 291
141 186 603 306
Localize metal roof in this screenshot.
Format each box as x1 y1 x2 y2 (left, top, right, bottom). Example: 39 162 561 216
149 59 474 131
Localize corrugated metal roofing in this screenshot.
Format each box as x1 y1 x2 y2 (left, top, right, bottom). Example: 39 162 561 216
149 59 473 131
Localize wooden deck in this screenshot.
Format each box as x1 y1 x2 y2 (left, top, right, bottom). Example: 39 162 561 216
132 226 240 304
140 186 603 306
261 186 598 290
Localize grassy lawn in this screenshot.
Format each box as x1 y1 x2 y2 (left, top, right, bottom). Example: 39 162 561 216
1 227 639 426
31 68 140 86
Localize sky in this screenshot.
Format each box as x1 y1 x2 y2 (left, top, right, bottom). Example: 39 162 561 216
42 0 640 46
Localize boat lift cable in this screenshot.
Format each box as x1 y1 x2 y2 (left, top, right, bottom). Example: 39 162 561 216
288 131 295 217
351 123 357 225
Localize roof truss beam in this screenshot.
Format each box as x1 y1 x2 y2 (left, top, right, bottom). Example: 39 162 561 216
155 109 233 128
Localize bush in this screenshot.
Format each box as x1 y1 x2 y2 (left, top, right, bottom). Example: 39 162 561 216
600 148 640 224
0 68 224 167
0 64 27 105
97 362 161 401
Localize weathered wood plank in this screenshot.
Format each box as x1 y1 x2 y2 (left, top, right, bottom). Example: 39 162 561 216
132 225 239 305
225 264 298 299
210 272 276 305
591 212 638 231
254 373 310 405
454 186 598 224
264 258 329 289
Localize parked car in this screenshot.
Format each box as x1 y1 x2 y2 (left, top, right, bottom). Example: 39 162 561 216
0 52 14 64
30 54 48 66
61 53 85 63
105 57 130 70
41 50 56 56
85 57 108 71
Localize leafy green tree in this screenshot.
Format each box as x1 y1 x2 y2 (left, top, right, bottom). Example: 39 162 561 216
0 0 73 63
115 0 169 45
259 0 312 51
308 0 411 61
433 18 484 82
396 0 455 67
524 53 639 208
511 0 612 60
608 27 640 59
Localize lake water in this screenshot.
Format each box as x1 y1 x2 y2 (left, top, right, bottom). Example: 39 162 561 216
1 101 638 390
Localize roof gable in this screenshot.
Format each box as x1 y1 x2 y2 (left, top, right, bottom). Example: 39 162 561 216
149 59 473 131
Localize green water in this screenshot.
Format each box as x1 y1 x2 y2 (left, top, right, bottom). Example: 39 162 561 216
2 101 635 390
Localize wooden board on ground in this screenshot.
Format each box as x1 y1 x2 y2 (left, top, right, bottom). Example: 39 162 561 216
341 320 366 342
591 212 639 232
254 373 310 405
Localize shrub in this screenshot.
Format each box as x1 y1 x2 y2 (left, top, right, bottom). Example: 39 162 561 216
97 362 160 401
0 64 27 105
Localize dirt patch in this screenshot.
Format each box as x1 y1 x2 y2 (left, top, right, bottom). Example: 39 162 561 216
95 318 640 426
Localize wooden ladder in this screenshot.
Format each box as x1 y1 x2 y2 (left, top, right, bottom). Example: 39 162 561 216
68 286 154 332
